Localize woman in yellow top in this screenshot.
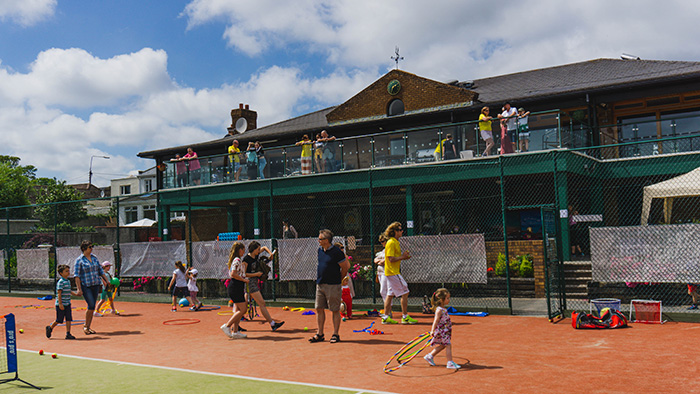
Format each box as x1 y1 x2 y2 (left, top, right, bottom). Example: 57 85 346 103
295 135 314 175
228 140 242 181
382 222 417 325
479 107 494 156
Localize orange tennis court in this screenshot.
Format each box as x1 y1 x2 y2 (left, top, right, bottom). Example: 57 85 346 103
5 296 697 393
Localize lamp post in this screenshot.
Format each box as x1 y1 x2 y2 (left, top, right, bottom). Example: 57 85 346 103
89 155 110 186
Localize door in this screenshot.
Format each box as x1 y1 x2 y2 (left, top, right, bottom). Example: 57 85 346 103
541 207 565 321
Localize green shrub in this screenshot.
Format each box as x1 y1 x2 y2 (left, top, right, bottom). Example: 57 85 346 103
519 254 534 278
495 253 507 276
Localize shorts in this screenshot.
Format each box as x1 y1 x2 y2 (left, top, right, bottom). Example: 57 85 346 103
386 274 409 297
191 168 201 180
377 268 388 300
55 304 73 324
480 130 493 141
518 132 530 140
189 291 198 299
99 289 114 301
228 279 246 303
247 278 260 293
233 162 241 173
172 286 189 298
315 283 342 312
82 285 101 310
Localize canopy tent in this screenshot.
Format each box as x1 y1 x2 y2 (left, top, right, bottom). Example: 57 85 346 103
123 218 157 227
641 167 700 225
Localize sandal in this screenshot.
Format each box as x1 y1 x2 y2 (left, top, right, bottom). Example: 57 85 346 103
308 333 325 343
330 334 340 343
83 327 96 335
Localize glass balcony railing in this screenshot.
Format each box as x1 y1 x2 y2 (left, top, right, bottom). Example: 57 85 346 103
159 110 700 189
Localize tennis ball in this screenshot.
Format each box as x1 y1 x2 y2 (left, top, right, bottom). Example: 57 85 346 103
19 329 23 333
51 353 57 359
304 326 308 331
38 350 44 355
342 317 347 321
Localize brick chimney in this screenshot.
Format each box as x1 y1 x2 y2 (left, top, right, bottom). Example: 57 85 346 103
228 103 257 134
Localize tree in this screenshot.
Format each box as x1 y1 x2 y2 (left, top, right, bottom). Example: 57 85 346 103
0 155 36 217
33 178 87 228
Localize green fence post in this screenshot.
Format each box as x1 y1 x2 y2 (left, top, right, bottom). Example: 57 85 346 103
187 189 192 266
553 150 571 262
405 185 414 236
269 180 276 301
253 198 260 239
5 208 10 293
53 204 58 297
369 168 375 304
115 196 121 296
499 156 512 312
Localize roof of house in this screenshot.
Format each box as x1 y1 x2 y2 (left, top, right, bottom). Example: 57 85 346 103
138 58 700 159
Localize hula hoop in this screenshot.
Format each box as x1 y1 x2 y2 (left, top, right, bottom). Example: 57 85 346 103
197 305 221 311
57 320 85 326
163 318 200 326
383 332 432 373
217 311 234 316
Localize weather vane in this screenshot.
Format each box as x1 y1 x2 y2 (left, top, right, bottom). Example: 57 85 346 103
391 46 404 70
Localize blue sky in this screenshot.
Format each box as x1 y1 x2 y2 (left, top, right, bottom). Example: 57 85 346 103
2 0 700 187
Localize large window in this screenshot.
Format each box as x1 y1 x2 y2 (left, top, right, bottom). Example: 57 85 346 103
124 206 138 223
143 179 153 192
120 185 131 195
143 205 156 220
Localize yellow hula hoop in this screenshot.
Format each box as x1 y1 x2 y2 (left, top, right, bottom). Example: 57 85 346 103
217 311 234 316
383 332 432 373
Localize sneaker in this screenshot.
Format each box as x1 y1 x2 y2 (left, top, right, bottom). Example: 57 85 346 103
401 315 418 324
688 304 698 310
382 316 398 324
231 331 247 339
220 324 233 338
45 325 52 339
171 306 177 312
93 312 102 317
271 321 285 332
446 361 461 369
424 353 436 366
65 333 76 340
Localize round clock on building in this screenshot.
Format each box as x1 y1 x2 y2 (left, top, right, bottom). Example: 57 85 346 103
387 79 401 95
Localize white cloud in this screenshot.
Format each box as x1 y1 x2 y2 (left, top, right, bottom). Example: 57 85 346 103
0 0 56 26
182 0 700 81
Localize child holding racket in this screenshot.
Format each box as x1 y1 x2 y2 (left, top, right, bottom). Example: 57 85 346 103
424 288 461 369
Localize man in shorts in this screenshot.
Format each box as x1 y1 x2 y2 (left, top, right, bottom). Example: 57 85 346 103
309 229 349 343
382 222 417 324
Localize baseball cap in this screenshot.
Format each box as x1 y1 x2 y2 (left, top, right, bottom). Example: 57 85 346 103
101 261 112 267
190 268 198 275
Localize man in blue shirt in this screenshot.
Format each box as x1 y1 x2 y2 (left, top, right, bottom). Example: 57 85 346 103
309 229 349 344
74 240 110 335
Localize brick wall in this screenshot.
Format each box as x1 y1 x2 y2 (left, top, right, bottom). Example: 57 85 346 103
486 240 546 297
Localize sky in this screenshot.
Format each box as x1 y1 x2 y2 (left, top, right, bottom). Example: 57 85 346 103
1 0 700 187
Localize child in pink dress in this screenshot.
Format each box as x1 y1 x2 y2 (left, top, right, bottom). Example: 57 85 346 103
424 288 461 369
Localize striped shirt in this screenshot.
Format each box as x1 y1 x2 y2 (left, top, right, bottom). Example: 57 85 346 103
56 278 72 306
74 254 103 287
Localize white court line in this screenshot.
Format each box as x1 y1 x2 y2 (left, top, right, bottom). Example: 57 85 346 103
19 349 395 394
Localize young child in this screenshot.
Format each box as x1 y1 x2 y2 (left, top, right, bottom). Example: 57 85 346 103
335 242 354 319
94 261 119 316
46 265 78 339
168 261 190 312
688 284 700 310
424 288 461 369
187 268 203 311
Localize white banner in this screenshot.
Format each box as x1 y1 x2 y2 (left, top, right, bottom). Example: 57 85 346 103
191 239 273 279
17 248 49 279
120 241 187 277
398 234 488 283
0 249 5 278
278 237 345 281
56 246 115 277
591 224 700 282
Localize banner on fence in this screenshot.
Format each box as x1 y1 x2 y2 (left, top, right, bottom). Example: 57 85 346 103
399 234 488 284
278 237 345 281
0 249 5 279
591 224 700 282
56 246 115 277
191 239 273 279
17 248 49 279
120 241 187 277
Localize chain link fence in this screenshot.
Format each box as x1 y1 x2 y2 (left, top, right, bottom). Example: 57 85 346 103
3 138 700 318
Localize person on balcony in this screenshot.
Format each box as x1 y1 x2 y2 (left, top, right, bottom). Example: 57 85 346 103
170 154 187 187
255 141 267 179
296 135 314 175
246 142 258 180
498 102 517 154
183 147 201 185
443 134 457 160
228 139 243 182
517 108 531 152
479 107 495 156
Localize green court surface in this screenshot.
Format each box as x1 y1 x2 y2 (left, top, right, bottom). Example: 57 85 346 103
1 350 380 393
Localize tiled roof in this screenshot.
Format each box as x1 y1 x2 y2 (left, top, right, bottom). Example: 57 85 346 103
470 58 700 104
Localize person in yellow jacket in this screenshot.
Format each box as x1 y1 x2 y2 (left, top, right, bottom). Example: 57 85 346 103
381 222 417 325
228 139 243 181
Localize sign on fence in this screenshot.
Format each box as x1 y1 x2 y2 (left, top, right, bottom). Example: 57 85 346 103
278 237 345 281
591 224 700 282
16 249 49 279
191 239 273 279
399 234 488 284
56 246 115 277
120 241 187 277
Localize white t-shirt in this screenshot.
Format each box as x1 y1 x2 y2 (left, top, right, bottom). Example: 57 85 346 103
187 276 198 292
230 257 246 279
173 269 187 287
375 250 386 275
502 107 517 130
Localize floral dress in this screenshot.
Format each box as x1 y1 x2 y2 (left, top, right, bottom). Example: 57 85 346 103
431 306 452 345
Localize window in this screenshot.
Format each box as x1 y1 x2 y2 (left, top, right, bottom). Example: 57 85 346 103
144 179 153 192
124 206 138 223
143 205 156 220
387 99 405 116
120 185 131 195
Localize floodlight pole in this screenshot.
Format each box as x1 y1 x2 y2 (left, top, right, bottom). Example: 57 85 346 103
89 155 110 186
